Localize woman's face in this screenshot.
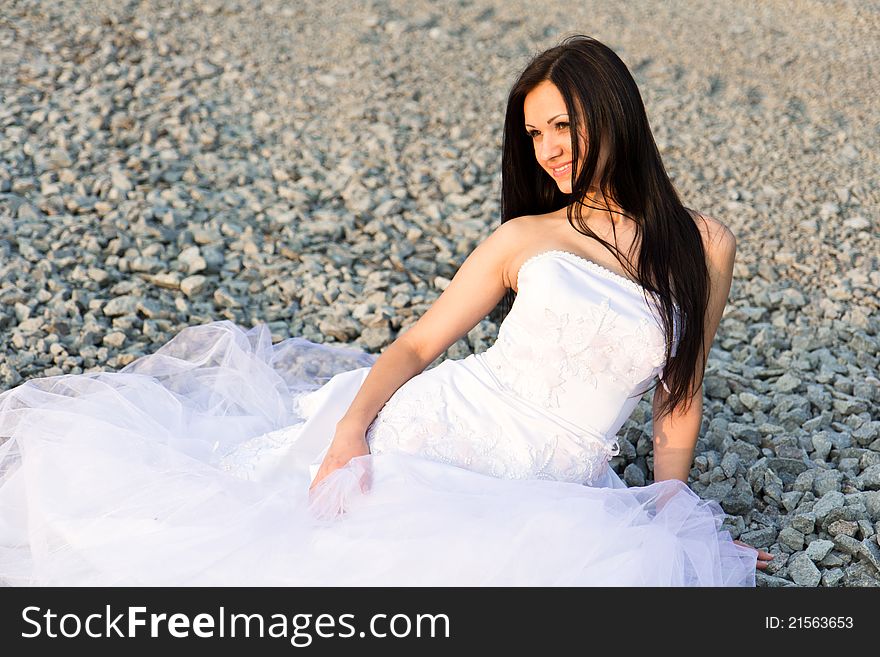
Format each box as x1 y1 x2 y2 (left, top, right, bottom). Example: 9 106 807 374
523 80 600 195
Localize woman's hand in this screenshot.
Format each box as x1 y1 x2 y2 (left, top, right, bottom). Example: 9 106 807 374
732 539 774 571
653 482 774 572
308 423 371 492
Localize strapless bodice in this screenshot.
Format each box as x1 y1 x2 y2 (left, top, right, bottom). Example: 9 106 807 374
365 249 682 486
478 249 681 438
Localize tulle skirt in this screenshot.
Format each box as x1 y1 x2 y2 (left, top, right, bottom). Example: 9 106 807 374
0 321 757 586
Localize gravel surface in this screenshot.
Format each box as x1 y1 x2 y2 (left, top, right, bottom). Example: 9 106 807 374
0 0 878 587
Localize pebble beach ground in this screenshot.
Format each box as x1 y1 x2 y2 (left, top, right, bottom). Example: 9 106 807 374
0 0 878 587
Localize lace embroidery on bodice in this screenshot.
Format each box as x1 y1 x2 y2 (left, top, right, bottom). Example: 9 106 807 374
482 300 667 408
366 385 616 485
481 250 671 410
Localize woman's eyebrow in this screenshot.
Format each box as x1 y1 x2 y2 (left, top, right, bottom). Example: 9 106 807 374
524 113 569 128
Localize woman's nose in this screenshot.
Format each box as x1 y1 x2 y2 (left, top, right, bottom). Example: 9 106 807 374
540 132 563 162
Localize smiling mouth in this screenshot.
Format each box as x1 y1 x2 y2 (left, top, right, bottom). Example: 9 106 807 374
550 162 572 178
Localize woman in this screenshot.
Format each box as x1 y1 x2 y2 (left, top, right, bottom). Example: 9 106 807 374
0 35 770 585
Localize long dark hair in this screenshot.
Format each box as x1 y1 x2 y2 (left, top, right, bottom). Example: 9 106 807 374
495 34 710 419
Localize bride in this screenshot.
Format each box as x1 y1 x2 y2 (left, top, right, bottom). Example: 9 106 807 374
0 35 770 586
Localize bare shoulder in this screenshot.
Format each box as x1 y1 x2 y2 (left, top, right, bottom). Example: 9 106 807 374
688 210 736 271
490 214 546 289
493 213 545 239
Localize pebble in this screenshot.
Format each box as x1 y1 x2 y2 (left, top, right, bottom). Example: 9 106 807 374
778 527 805 552
102 331 126 348
858 464 880 491
103 296 139 317
788 552 822 587
180 275 207 298
805 539 835 562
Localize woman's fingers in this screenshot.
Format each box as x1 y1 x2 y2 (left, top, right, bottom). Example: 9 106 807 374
309 434 371 493
357 458 374 494
308 462 335 491
732 539 775 570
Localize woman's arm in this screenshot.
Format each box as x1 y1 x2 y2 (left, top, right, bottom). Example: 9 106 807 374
309 217 527 489
336 217 523 431
651 219 773 571
652 386 704 484
651 215 736 484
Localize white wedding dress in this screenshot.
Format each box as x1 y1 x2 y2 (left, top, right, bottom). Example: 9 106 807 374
0 249 758 586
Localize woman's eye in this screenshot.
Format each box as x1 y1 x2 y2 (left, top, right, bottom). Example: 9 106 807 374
526 123 567 138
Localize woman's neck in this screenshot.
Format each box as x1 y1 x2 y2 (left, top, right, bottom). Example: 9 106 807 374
569 194 630 230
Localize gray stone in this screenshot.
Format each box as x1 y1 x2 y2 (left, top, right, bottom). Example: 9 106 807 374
793 470 816 493
825 508 868 535
103 295 139 317
739 527 777 549
136 299 161 319
764 457 808 479
853 422 880 446
102 331 126 348
779 288 807 308
703 375 730 399
763 470 785 506
87 268 110 284
110 168 133 193
812 491 846 520
820 551 846 568
213 288 240 308
864 491 880 522
702 479 734 504
812 432 834 461
192 227 222 245
180 275 207 298
787 552 821 587
728 423 761 445
756 571 796 587
774 373 802 393
727 440 761 464
146 273 181 290
722 475 755 515
833 534 862 556
843 563 880 587
813 469 844 496
857 519 875 540
709 465 727 483
623 463 646 487
359 326 393 350
827 519 858 537
805 539 835 562
821 568 845 587
778 526 805 552
318 316 360 341
859 538 880 573
178 246 207 275
781 490 803 512
739 392 761 410
858 464 880 490
18 317 44 333
843 215 870 230
720 451 740 478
